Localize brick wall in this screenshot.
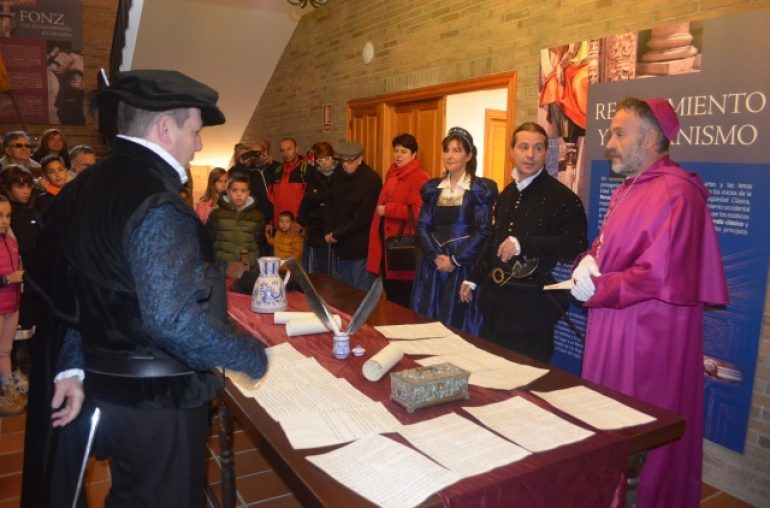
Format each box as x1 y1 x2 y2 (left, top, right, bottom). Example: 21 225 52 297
243 0 770 505
0 0 117 154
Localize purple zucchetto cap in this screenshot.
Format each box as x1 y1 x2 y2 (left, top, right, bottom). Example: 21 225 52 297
643 98 680 142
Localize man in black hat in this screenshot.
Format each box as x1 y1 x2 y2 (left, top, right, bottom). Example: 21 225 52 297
22 70 267 507
324 141 381 291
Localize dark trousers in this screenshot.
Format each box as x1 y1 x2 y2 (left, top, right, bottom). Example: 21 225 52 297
94 401 209 508
480 282 562 363
303 244 332 274
383 277 414 309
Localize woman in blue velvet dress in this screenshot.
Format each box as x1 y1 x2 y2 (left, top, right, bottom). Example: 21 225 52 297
411 127 498 335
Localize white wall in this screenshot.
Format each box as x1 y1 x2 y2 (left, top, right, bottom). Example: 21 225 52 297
131 0 302 167
445 89 507 177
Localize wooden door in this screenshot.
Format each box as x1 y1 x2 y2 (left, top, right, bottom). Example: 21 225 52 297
484 109 509 191
347 103 381 172
348 72 517 179
390 98 444 178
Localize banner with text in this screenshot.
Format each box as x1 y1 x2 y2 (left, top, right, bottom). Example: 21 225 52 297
0 0 84 125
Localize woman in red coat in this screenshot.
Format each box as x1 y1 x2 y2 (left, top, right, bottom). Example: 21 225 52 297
367 134 429 307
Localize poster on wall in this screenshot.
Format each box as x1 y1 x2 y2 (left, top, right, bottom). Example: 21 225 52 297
547 10 769 453
538 41 591 197
0 0 84 125
538 41 592 374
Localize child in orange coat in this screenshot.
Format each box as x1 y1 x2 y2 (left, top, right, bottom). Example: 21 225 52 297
267 210 304 266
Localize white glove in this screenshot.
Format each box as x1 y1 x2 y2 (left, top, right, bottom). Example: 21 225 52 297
570 255 601 302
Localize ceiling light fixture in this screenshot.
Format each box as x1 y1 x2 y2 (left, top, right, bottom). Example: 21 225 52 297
287 0 328 7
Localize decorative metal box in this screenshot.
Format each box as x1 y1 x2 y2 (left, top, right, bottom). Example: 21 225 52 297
390 363 470 413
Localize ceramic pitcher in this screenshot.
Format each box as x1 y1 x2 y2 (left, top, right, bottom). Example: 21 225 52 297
251 257 290 313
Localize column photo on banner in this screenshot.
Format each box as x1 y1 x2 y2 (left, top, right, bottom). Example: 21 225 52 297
581 10 769 453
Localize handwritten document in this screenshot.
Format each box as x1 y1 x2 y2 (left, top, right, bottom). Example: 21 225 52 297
416 347 512 373
469 363 549 390
279 402 402 449
375 321 453 339
533 385 656 430
255 373 372 422
464 396 594 452
306 434 462 508
266 342 308 364
228 343 403 449
394 334 476 356
398 412 531 478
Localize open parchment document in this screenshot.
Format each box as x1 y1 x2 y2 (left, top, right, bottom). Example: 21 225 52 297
464 396 594 452
306 433 462 508
533 385 656 430
228 343 402 449
278 402 401 449
392 334 475 356
468 363 549 391
398 412 531 478
374 321 454 339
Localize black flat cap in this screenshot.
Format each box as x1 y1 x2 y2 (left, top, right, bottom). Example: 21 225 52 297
98 69 225 126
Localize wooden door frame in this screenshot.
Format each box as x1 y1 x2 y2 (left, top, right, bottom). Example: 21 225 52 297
483 108 509 187
347 71 517 175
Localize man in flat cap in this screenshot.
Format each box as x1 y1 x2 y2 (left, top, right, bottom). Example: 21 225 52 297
570 97 727 507
324 141 381 290
22 70 267 507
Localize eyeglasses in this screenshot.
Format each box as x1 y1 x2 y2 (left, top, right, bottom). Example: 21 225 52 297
9 143 31 149
335 156 360 164
316 156 333 163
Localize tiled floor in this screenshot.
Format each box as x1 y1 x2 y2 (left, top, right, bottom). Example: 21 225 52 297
0 408 299 508
0 409 758 507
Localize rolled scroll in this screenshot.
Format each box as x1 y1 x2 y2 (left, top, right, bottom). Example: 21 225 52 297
274 311 316 324
362 343 404 382
286 315 342 336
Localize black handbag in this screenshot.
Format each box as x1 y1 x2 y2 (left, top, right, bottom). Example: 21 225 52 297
385 205 419 271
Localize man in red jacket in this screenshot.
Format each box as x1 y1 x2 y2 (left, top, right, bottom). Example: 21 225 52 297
268 137 310 235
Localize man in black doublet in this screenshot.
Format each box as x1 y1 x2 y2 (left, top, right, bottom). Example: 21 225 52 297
22 70 267 507
463 122 587 362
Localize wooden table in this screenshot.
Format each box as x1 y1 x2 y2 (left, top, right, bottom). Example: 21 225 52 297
215 274 685 508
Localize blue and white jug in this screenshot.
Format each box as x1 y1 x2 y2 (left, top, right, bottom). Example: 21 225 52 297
251 257 290 313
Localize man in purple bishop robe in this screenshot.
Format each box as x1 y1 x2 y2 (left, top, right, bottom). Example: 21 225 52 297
570 97 728 508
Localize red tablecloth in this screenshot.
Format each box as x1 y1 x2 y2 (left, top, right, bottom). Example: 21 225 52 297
227 290 628 507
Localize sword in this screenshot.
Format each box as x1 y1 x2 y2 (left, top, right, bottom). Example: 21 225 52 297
545 292 586 342
71 407 101 508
